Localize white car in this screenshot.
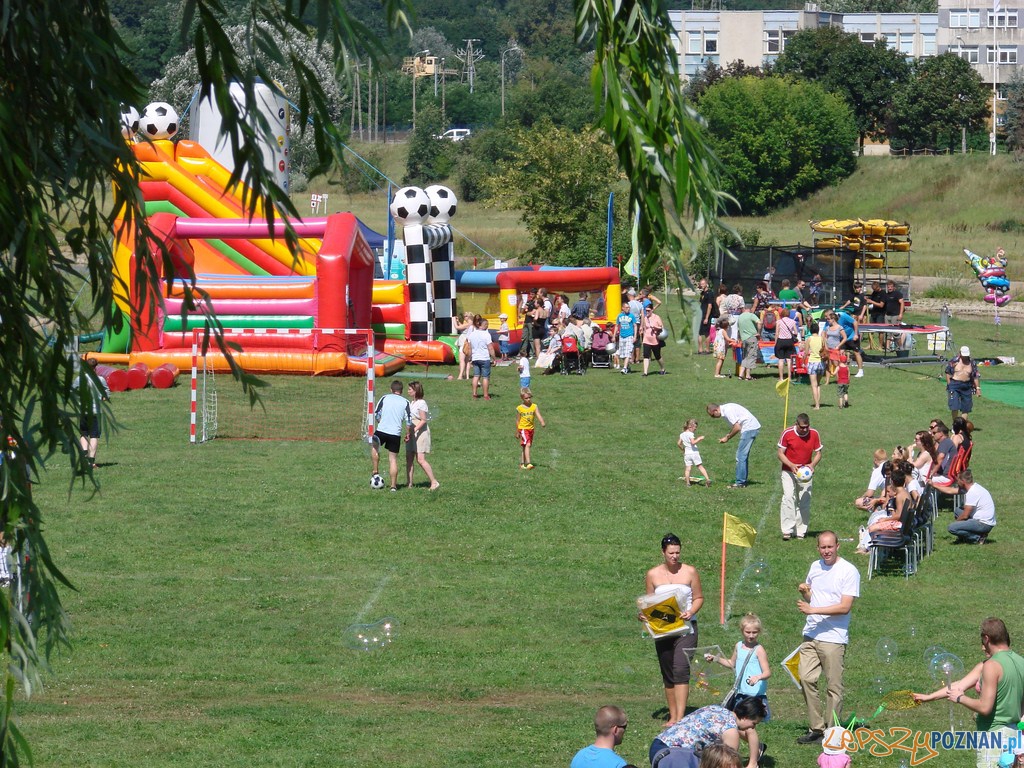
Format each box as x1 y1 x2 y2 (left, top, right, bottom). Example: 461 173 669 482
440 128 471 142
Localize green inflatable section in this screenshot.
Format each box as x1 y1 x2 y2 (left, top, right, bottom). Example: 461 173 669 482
102 303 131 353
163 315 314 332
371 323 407 340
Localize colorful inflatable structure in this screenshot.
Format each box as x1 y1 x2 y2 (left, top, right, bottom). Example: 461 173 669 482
101 102 624 374
965 247 1011 307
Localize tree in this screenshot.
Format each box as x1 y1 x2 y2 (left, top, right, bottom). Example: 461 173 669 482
684 59 768 102
1 0 726 758
149 22 348 184
404 104 456 184
775 26 911 151
697 76 858 214
485 124 621 264
583 0 731 284
1001 69 1024 155
0 0 410 761
885 54 989 151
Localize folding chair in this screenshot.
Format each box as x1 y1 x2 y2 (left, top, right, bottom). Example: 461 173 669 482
867 501 918 580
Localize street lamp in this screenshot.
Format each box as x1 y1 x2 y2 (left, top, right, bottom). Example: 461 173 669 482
501 43 522 117
411 49 429 130
991 18 998 155
957 35 968 154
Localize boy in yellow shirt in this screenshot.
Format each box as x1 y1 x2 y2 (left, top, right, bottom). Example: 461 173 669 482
515 388 546 469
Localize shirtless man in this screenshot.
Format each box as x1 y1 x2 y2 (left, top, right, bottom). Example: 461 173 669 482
945 346 981 420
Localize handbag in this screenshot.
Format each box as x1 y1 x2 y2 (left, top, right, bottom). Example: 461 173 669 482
722 647 757 709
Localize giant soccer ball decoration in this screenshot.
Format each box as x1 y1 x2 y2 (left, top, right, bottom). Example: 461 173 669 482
390 186 430 225
425 185 458 225
120 105 140 140
140 102 179 140
370 473 385 490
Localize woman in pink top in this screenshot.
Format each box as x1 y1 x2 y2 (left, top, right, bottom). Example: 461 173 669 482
641 306 667 376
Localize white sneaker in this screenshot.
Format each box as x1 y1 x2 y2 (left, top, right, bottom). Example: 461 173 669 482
854 369 864 378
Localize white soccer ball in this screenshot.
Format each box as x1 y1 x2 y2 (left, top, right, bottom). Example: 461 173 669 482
424 185 458 224
120 105 140 139
390 186 430 225
140 102 179 140
370 473 385 489
796 465 814 482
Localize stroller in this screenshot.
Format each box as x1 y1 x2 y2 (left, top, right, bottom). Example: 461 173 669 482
590 328 613 368
560 334 584 375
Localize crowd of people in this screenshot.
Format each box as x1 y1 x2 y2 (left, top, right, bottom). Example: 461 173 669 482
566 394 1002 768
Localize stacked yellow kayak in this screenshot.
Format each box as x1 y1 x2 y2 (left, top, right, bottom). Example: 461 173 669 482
811 218 911 255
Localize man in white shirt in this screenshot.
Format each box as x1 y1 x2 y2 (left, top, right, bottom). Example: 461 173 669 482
707 402 761 488
795 531 860 745
945 469 996 544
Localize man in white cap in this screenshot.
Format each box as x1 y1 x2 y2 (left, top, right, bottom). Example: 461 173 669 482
945 345 981 420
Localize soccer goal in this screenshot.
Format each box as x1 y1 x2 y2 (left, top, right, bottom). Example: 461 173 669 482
189 328 375 444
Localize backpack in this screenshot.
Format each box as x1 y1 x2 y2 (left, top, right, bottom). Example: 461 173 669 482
762 309 777 330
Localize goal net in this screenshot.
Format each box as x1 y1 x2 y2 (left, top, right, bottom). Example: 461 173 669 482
190 328 375 443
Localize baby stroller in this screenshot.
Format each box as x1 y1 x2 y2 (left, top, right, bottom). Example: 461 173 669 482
560 334 584 375
590 329 613 368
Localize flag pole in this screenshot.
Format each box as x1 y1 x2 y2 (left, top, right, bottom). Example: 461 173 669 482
783 378 790 430
720 512 728 625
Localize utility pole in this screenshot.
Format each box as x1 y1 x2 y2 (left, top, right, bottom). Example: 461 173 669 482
501 42 522 117
457 39 485 93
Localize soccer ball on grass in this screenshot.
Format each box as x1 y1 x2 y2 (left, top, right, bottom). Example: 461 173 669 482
370 473 385 490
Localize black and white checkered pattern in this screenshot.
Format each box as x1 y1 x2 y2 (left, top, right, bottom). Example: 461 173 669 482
403 224 433 341
425 225 456 336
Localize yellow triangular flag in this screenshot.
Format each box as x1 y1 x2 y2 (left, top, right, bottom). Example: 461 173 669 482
724 513 757 548
781 646 802 689
775 378 790 398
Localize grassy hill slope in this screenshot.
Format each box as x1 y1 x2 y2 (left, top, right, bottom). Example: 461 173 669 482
308 146 1024 279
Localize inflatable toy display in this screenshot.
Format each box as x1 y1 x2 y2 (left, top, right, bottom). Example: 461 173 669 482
965 247 1012 307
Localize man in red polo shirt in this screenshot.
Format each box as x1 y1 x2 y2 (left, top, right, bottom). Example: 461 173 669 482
778 413 823 540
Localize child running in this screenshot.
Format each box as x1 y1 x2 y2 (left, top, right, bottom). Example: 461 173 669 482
836 355 851 409
678 418 712 487
515 387 546 470
708 614 770 765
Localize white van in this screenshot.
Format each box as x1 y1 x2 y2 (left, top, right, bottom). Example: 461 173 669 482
440 128 471 142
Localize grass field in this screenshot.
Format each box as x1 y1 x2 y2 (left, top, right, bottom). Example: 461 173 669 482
19 307 1021 767
320 144 1024 281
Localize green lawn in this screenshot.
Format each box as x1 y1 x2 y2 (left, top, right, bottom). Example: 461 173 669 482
20 307 1020 767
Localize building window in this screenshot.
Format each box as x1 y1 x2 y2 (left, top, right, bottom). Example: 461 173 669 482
996 115 1006 126
898 34 914 55
988 46 1018 64
765 29 782 54
922 33 936 56
958 46 980 63
687 31 701 55
997 87 1008 100
704 31 718 54
987 10 1018 27
950 9 981 27
860 32 877 43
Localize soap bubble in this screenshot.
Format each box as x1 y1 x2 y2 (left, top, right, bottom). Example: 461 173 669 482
876 637 898 664
929 652 964 685
923 645 948 664
739 559 771 595
427 404 440 422
871 675 889 695
344 616 399 652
